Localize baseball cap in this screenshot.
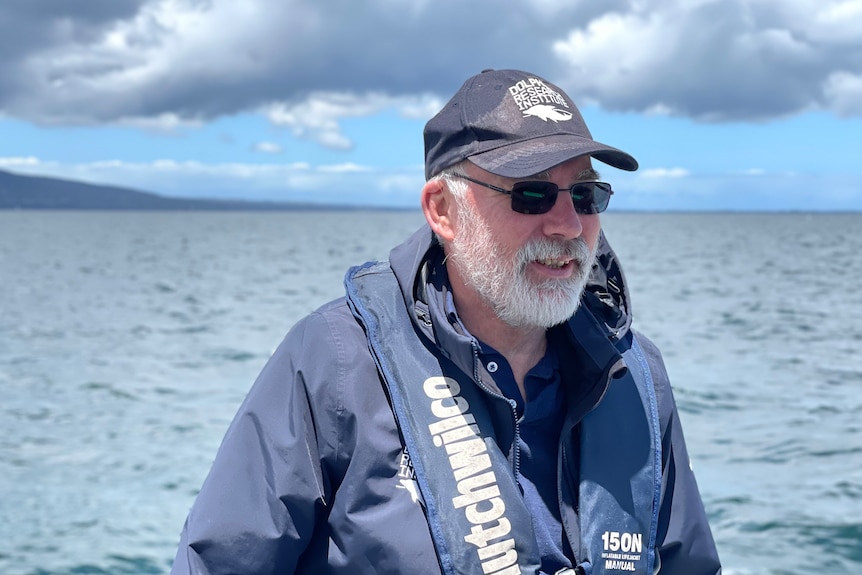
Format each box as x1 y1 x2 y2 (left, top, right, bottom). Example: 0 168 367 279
424 69 638 180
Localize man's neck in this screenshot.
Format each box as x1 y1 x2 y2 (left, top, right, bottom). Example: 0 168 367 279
452 291 547 400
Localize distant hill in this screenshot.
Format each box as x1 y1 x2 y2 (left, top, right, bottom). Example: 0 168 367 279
0 168 347 211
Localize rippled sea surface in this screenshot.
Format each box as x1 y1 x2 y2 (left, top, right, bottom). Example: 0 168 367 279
1 211 860 575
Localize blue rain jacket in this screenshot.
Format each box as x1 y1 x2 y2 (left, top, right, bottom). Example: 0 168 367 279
170 225 721 575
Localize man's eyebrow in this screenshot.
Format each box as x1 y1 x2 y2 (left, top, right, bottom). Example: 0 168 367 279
577 168 601 181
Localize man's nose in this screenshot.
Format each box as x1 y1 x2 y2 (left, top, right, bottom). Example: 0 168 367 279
541 191 584 239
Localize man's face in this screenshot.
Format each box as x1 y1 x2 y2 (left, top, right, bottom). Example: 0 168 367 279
446 156 602 329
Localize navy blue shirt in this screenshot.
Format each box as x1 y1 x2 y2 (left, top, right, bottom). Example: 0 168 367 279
477 341 572 575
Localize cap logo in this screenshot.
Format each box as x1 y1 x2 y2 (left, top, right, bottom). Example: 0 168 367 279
522 105 573 123
508 77 573 123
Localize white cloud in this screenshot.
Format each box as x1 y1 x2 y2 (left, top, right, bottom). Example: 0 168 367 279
807 0 862 44
398 95 446 120
264 93 381 150
0 156 40 167
318 163 371 173
264 92 439 150
253 141 283 154
640 167 690 179
822 71 862 116
117 113 203 132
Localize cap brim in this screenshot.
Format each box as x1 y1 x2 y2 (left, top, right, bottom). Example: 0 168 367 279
467 134 638 178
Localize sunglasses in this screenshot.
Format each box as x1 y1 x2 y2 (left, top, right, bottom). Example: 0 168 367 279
452 174 614 215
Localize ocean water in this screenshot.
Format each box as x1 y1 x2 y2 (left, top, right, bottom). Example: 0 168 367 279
0 211 860 575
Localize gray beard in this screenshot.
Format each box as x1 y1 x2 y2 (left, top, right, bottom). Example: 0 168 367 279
448 199 597 329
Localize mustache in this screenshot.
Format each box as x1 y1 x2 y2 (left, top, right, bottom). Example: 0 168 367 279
517 237 593 266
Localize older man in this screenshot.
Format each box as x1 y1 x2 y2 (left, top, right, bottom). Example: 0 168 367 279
171 69 721 575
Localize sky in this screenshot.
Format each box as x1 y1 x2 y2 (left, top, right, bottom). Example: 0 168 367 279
1 0 861 211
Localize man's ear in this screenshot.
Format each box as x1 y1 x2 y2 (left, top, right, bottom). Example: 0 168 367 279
421 179 455 243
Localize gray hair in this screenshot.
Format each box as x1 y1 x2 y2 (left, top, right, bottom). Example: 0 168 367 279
430 161 470 200
428 162 471 247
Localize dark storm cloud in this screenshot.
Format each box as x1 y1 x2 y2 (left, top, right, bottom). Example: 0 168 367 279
1 0 860 126
0 0 146 72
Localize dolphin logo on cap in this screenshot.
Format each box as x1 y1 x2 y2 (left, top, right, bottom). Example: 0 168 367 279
522 104 573 123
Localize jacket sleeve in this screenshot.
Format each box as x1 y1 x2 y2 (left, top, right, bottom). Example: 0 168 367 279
637 333 722 575
170 308 343 575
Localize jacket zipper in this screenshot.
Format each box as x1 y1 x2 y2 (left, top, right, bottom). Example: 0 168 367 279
469 340 523 482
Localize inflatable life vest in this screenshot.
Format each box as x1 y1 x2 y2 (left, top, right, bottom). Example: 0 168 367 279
346 261 660 575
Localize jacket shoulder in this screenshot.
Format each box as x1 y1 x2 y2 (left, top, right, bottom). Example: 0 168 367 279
280 297 366 366
271 296 375 408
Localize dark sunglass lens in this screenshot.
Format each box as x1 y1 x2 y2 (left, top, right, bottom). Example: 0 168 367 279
511 182 557 214
570 183 611 214
591 184 612 213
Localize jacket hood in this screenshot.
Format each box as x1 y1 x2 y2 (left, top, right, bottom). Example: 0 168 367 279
582 230 633 341
387 224 633 344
